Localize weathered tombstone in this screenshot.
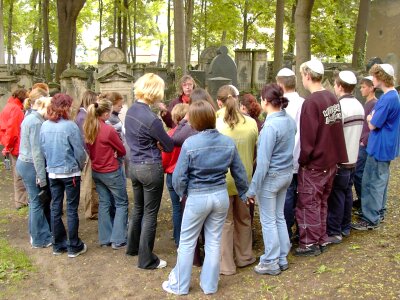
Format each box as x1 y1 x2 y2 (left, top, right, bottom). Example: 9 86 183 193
0 65 18 93
208 46 238 87
199 46 218 71
189 70 206 88
98 46 128 73
14 67 34 89
235 49 252 91
60 65 89 119
207 77 232 100
131 63 145 82
252 50 268 91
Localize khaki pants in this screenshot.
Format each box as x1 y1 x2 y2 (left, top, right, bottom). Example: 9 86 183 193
220 195 255 275
81 157 99 219
10 155 28 209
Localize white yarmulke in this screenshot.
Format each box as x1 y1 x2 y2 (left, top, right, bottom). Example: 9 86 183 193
277 68 295 77
379 64 395 77
306 59 324 75
364 76 373 81
229 85 240 97
339 71 357 85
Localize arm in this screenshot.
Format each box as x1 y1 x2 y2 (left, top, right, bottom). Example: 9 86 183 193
149 118 174 152
172 143 189 198
3 108 24 153
246 124 276 198
171 120 198 146
366 114 376 130
69 123 87 170
298 103 318 167
108 127 126 157
229 146 249 201
29 121 47 187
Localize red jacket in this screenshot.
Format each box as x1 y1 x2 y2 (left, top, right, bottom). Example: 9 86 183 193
86 120 126 173
162 127 182 173
0 96 24 156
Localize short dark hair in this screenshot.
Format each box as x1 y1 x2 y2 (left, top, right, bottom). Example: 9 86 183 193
276 76 296 90
189 100 216 131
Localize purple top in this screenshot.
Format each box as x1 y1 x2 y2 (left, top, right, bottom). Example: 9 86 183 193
360 99 377 146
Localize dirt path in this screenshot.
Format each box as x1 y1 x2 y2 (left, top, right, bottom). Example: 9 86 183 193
1 161 400 299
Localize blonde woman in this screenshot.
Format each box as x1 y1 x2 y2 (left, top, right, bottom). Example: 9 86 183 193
125 73 173 269
16 94 52 248
216 85 258 275
83 99 128 249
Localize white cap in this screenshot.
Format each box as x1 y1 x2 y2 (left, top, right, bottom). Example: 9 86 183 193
306 59 324 75
229 85 239 97
339 71 357 85
379 64 394 77
277 67 295 77
363 76 373 82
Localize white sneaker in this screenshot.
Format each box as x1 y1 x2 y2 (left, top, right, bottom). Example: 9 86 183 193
156 259 167 269
68 244 87 258
162 281 178 295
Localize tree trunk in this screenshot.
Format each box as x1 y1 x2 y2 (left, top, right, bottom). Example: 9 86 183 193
98 0 103 62
0 0 5 64
7 0 13 69
352 0 371 69
122 0 128 56
117 0 122 49
203 0 207 49
167 0 171 66
174 0 186 77
29 23 39 71
295 0 314 96
113 0 117 45
273 0 285 77
55 0 86 82
157 41 164 67
242 0 249 49
287 0 297 55
185 0 194 66
127 5 134 63
133 0 137 63
37 0 43 76
43 0 51 82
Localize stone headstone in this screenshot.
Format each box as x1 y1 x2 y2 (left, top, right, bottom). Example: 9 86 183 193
235 49 252 91
98 47 128 73
199 46 218 71
208 46 238 87
252 50 268 91
207 77 232 101
14 67 34 89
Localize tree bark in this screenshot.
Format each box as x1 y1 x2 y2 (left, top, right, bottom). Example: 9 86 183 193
43 0 51 81
273 0 285 77
174 0 187 77
242 0 249 49
352 0 371 69
133 0 137 63
185 0 194 66
295 0 314 96
55 0 86 82
287 0 297 55
98 0 103 62
122 0 128 56
167 0 171 66
7 0 13 69
0 0 5 64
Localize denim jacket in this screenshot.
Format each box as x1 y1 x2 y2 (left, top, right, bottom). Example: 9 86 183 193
172 129 249 201
247 110 296 197
40 118 86 174
18 110 47 186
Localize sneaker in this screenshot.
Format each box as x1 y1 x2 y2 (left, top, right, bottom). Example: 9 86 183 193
100 243 111 248
326 235 342 245
32 241 52 249
294 244 321 257
111 242 126 250
380 215 385 223
319 244 328 253
68 244 87 258
162 281 179 295
341 230 350 238
156 259 167 269
279 263 289 271
351 220 379 231
53 248 67 256
353 209 363 216
254 262 281 275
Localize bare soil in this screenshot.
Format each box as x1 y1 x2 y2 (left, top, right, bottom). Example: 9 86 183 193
0 160 400 299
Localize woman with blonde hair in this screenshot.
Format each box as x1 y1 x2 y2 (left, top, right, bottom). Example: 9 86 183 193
216 85 258 276
24 88 50 113
83 99 128 249
125 73 173 269
16 95 52 248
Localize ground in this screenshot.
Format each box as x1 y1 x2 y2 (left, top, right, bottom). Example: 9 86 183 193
0 160 399 300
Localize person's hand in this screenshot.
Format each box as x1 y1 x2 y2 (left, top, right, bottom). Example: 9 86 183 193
246 196 255 206
2 148 9 156
157 141 164 151
366 114 373 123
157 102 167 112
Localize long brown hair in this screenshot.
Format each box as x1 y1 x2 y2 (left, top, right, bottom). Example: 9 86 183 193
83 99 112 144
217 85 244 129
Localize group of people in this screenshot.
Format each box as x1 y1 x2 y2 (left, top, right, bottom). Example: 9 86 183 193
0 59 399 295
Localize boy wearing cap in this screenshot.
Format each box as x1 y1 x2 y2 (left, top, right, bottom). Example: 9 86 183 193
326 71 364 244
352 64 400 230
352 76 377 210
276 68 304 239
294 59 348 256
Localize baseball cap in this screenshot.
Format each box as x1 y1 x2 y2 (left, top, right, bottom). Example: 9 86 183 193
379 64 394 77
277 68 295 77
305 59 324 75
339 71 357 85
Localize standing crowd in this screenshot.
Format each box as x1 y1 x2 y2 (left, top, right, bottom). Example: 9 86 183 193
0 60 399 295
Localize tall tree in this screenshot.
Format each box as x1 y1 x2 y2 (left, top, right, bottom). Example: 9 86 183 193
0 0 5 64
174 0 186 77
98 0 103 61
43 0 51 81
295 0 314 96
287 0 297 55
352 0 371 69
185 0 194 66
55 0 86 81
273 0 285 77
6 0 13 68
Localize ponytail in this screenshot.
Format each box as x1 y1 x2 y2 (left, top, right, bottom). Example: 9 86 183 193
83 99 112 144
217 85 245 130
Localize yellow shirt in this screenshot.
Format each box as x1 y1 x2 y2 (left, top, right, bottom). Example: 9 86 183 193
216 107 258 196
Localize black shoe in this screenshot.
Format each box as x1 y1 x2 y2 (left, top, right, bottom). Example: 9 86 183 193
351 220 379 231
294 244 321 257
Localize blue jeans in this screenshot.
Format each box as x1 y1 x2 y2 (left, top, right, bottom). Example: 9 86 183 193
16 160 51 247
361 155 390 225
92 167 128 245
353 145 367 200
126 163 164 269
166 173 182 246
283 174 298 238
258 171 291 267
166 186 229 295
327 167 354 236
49 176 85 254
